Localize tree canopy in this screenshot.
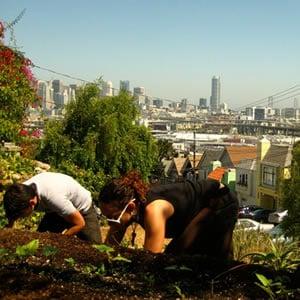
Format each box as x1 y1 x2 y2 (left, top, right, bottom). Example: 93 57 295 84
38 84 158 179
282 141 300 238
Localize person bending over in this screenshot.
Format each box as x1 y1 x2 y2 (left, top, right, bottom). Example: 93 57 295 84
3 172 102 244
99 170 238 260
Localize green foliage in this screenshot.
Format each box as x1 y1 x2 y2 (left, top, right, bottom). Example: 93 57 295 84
93 244 130 264
38 85 158 179
0 45 38 142
64 257 76 267
282 141 300 238
0 152 36 180
255 273 294 300
157 139 175 161
15 239 39 257
111 254 131 263
241 239 300 272
233 227 271 261
93 244 115 255
0 248 9 257
42 245 59 257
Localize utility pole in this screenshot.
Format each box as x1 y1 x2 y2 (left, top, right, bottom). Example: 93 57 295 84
193 130 196 179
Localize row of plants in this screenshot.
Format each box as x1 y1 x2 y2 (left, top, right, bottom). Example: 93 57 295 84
0 233 299 299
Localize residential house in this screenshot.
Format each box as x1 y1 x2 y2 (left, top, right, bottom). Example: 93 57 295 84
235 159 257 206
164 156 192 182
225 145 257 167
188 153 203 179
256 138 292 209
207 163 236 191
197 148 231 180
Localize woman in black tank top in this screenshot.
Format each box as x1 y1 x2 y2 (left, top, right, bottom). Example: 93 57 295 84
99 170 239 260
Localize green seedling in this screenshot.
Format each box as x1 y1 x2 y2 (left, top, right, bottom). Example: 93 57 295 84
111 254 131 263
64 257 76 267
93 244 130 264
93 244 114 256
15 239 39 257
173 284 185 299
142 273 155 286
42 245 59 257
95 263 106 275
0 248 9 258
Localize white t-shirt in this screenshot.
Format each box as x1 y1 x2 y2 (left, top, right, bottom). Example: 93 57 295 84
24 172 92 216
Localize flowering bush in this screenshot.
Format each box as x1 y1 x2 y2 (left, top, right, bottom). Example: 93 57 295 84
0 21 38 142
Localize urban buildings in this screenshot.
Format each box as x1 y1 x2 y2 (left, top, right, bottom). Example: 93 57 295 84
120 80 130 92
210 76 221 112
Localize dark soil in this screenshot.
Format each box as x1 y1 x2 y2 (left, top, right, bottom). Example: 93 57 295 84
0 229 299 299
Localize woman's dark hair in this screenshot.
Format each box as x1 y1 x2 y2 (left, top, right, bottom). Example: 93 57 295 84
3 183 37 221
99 170 149 206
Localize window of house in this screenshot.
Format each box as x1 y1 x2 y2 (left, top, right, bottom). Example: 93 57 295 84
238 173 248 186
262 166 276 187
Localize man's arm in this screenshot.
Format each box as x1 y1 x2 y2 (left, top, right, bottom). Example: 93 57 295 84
62 210 85 236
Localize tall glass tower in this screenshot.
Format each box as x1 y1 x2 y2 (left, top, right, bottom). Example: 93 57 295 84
210 76 220 112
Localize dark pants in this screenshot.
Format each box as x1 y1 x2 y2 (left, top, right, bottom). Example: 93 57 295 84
37 205 102 244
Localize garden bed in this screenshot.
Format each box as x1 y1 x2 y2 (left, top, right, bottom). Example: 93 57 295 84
0 229 299 299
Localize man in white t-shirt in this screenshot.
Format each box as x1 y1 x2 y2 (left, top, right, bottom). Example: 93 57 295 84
3 172 102 244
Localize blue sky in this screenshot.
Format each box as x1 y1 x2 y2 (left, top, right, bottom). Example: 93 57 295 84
1 0 300 109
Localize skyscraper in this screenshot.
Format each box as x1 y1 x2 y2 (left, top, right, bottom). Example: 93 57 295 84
210 76 220 112
199 98 207 108
120 80 130 92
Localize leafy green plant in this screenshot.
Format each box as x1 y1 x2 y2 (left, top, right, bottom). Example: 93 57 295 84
142 273 155 286
241 239 300 271
0 248 9 258
82 263 106 276
64 257 76 267
93 244 131 264
42 245 59 257
171 283 185 299
111 254 131 263
255 273 294 300
15 239 39 257
93 244 115 256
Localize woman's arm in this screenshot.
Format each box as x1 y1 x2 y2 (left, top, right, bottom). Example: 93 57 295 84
143 200 174 253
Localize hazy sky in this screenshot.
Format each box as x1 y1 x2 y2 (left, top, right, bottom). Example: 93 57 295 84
2 0 300 109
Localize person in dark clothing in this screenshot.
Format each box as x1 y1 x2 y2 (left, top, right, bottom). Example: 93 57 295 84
99 170 239 259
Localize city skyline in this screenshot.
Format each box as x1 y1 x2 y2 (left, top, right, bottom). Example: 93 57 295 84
2 1 300 109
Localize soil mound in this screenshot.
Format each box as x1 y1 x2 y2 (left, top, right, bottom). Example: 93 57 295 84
0 229 298 299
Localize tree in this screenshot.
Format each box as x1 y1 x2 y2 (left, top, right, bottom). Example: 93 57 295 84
0 21 38 141
39 85 158 179
281 141 300 238
150 139 176 181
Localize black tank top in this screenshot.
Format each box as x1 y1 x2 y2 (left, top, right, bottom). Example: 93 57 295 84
146 179 220 238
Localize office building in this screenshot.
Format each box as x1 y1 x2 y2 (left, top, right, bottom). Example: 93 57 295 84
210 76 220 112
199 98 207 108
120 80 130 92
